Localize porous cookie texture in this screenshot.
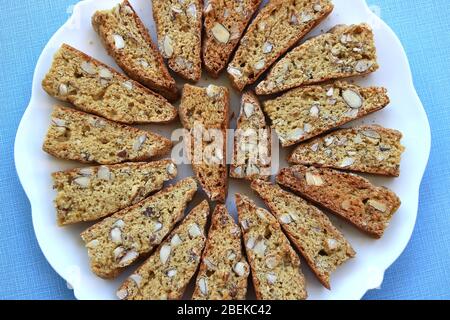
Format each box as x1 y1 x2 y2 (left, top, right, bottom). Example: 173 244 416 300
263 81 390 147
179 84 229 202
251 179 355 289
53 160 177 226
92 1 178 101
228 0 333 91
42 44 177 124
152 0 203 82
236 194 307 300
277 165 401 238
43 106 172 165
288 125 405 177
256 24 379 95
192 205 250 300
80 178 198 279
117 200 210 300
203 0 262 78
231 91 271 180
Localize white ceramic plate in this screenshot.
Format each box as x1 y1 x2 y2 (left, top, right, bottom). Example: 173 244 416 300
15 0 431 300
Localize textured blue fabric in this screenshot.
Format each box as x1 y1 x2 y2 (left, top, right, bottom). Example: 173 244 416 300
0 0 449 300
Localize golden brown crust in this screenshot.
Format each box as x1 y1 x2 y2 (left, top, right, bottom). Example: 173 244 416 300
42 106 172 165
92 1 178 101
288 125 405 177
42 44 177 124
228 0 334 91
276 165 401 238
251 179 355 289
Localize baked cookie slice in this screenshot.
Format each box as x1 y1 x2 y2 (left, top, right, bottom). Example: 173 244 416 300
81 177 198 279
227 0 333 91
53 160 177 226
179 84 229 202
256 24 379 95
117 200 210 300
277 165 401 238
203 0 262 77
92 1 178 101
263 81 390 147
288 125 405 177
251 179 355 289
42 44 177 124
152 0 202 81
235 194 307 300
43 106 172 165
192 205 250 300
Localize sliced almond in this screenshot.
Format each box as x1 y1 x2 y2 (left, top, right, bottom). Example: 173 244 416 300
154 221 163 232
81 61 96 75
119 250 138 266
121 81 133 90
166 163 177 176
362 129 381 140
262 42 273 54
340 157 355 168
171 234 183 247
305 171 324 186
163 35 174 58
133 135 147 151
342 89 363 109
206 84 221 98
110 228 122 244
167 269 177 278
58 83 68 96
99 68 113 79
227 65 242 78
279 214 293 224
246 236 256 249
160 244 171 264
254 59 265 71
116 289 128 300
367 200 387 212
129 274 142 287
243 103 254 118
198 278 208 296
97 166 112 181
310 105 320 117
113 34 125 49
73 176 90 188
186 4 197 18
86 239 99 248
253 239 267 257
265 256 279 269
212 23 230 44
266 273 277 284
189 223 202 238
233 262 247 277
355 59 373 73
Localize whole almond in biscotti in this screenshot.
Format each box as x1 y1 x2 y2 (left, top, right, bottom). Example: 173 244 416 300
276 165 401 238
227 0 334 91
43 106 172 165
81 178 198 279
251 179 355 289
256 24 379 95
236 193 307 300
42 44 177 124
231 91 271 180
192 205 249 300
263 81 390 147
53 160 178 226
179 84 229 202
288 125 405 177
116 200 209 300
92 1 178 101
203 0 262 78
152 0 203 82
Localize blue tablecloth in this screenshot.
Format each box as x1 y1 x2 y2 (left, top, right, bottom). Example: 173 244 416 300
0 0 449 300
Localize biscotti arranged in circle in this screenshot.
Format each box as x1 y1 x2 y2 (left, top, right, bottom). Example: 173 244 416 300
53 160 177 226
39 0 407 299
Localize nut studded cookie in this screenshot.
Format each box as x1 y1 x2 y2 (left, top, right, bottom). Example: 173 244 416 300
203 0 262 77
256 24 379 95
251 179 355 289
263 81 390 147
192 205 250 300
227 0 333 91
80 178 198 279
92 1 178 101
288 125 405 177
236 194 307 300
117 200 210 300
152 0 203 81
42 44 177 124
277 165 401 238
43 106 172 165
53 160 177 226
230 91 271 180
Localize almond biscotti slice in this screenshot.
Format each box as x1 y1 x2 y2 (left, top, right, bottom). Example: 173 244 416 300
117 200 209 300
42 44 177 124
256 24 379 95
81 178 198 279
277 166 401 238
192 205 250 300
251 179 355 289
53 160 177 226
203 0 262 77
264 81 390 147
43 106 172 165
152 0 202 81
179 84 229 202
92 1 178 101
288 125 405 177
230 92 271 180
227 0 333 91
235 194 307 300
